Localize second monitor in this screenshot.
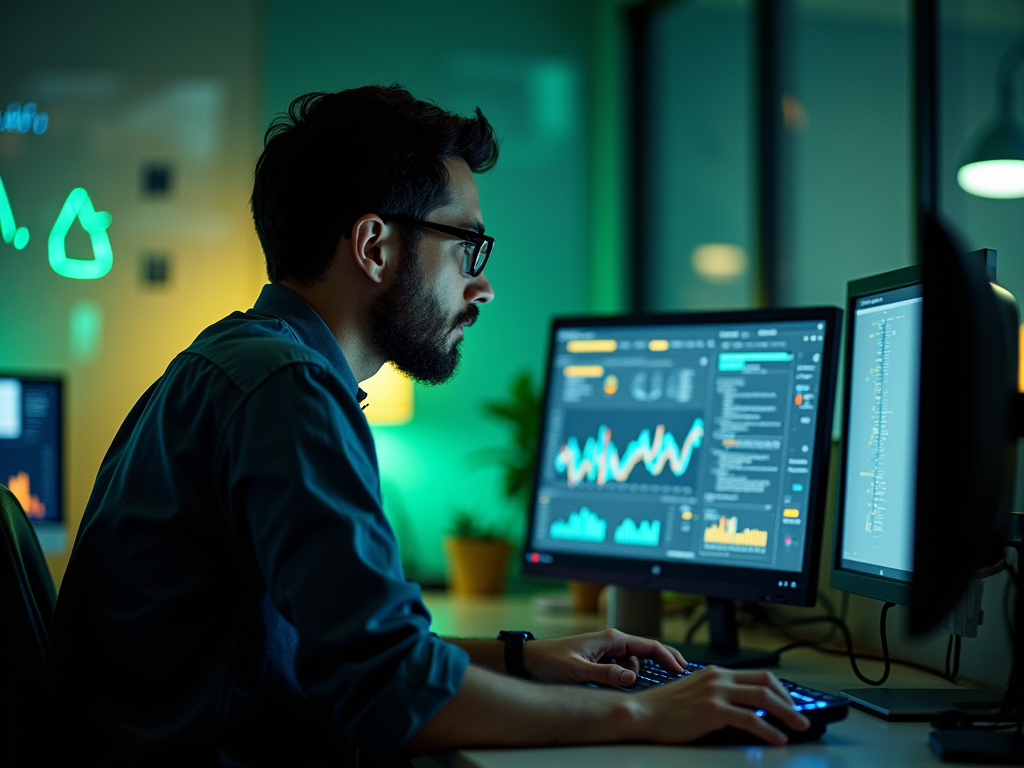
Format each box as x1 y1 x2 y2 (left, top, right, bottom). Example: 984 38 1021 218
523 308 842 665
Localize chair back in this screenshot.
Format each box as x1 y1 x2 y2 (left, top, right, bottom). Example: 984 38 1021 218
0 483 58 766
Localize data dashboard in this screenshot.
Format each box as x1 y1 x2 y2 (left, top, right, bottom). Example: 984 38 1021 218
529 318 829 574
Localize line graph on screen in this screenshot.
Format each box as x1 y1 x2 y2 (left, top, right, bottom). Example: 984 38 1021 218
554 418 704 488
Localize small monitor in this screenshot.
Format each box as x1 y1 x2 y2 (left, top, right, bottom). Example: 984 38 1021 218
523 308 842 611
831 266 922 606
0 374 65 551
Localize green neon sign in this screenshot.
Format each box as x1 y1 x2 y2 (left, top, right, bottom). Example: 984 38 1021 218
48 188 113 280
0 175 29 250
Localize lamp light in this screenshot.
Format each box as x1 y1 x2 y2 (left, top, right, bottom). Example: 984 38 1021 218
360 362 414 426
957 35 1024 199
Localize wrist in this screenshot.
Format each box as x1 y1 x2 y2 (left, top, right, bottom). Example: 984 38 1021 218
593 693 646 743
496 630 534 679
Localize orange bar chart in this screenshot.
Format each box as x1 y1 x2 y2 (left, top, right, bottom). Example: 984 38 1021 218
703 515 768 548
7 471 46 518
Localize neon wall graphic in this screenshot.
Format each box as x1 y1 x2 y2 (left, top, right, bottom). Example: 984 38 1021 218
554 418 704 487
0 175 29 250
0 174 113 280
1 102 49 135
48 188 113 279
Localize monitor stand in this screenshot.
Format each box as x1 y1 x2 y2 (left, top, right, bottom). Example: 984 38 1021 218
607 586 779 669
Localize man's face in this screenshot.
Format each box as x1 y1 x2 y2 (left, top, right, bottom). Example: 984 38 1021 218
368 158 494 385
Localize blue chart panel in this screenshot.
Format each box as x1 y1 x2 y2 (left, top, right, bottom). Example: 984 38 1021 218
549 507 607 543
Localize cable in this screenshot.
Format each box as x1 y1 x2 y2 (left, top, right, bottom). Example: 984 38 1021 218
766 602 946 685
950 635 962 682
685 613 707 643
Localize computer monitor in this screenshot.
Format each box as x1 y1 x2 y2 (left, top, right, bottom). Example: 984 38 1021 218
831 265 922 607
911 215 1023 761
523 308 842 663
0 374 65 550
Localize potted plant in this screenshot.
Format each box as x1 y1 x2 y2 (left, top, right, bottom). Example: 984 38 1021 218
443 372 540 596
443 511 511 596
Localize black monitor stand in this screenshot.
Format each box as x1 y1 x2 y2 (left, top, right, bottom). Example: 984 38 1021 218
607 586 779 669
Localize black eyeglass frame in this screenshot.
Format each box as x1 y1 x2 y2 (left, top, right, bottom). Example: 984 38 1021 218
384 215 494 277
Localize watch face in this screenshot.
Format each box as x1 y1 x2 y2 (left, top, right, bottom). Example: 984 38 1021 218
498 631 534 640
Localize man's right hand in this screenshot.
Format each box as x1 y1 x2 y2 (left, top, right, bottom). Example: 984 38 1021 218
628 666 811 745
409 663 811 754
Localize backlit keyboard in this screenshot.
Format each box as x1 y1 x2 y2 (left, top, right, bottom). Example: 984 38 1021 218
592 659 849 744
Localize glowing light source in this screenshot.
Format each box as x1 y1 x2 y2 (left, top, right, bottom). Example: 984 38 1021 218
956 39 1024 199
957 159 1024 199
692 243 748 282
0 175 29 250
48 188 113 279
69 301 103 364
1 102 48 135
360 362 414 426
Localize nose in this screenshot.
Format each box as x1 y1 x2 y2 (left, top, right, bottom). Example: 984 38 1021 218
465 271 494 304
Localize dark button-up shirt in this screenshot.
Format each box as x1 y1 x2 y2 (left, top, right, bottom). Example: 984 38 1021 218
52 284 468 766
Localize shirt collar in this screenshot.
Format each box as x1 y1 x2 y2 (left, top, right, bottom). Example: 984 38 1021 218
251 284 367 402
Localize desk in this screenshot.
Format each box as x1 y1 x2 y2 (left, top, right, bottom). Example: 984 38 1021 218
416 591 995 768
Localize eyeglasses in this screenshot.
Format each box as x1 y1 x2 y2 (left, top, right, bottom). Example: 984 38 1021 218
384 216 494 277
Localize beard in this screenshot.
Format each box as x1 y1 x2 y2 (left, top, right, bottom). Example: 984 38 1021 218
368 241 479 386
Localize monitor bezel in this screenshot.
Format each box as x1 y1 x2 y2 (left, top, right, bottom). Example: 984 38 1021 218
829 265 921 607
0 372 65 528
522 306 843 607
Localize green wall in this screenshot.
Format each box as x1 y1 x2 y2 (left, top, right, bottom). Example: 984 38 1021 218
264 0 628 581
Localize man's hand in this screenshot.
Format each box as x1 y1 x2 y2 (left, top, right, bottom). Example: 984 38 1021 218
521 628 685 687
630 666 811 746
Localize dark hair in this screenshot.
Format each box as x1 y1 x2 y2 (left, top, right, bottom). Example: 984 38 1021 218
251 85 499 285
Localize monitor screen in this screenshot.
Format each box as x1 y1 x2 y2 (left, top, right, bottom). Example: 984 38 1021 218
0 375 63 526
523 309 842 605
832 266 921 605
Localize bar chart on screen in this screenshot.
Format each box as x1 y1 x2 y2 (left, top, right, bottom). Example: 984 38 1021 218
7 471 46 518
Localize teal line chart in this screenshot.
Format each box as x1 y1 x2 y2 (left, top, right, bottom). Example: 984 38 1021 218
554 416 705 488
549 506 607 543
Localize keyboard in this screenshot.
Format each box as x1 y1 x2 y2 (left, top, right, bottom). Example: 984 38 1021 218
590 659 849 745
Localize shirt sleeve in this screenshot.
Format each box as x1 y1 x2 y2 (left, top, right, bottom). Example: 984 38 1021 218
217 362 469 756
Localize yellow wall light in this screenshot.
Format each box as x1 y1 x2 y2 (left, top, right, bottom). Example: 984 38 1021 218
360 362 414 426
692 243 748 283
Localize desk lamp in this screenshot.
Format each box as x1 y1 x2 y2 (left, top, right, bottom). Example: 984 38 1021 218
957 34 1024 199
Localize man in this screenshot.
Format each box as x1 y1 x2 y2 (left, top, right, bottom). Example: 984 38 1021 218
52 86 808 766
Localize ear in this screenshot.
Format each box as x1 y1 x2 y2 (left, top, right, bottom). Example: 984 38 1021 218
347 214 399 284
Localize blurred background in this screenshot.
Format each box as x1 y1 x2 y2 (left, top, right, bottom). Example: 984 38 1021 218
1 0 1022 595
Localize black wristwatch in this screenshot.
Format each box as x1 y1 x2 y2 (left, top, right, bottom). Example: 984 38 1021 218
497 630 535 679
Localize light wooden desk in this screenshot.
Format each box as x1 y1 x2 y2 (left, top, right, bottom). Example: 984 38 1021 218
416 591 995 768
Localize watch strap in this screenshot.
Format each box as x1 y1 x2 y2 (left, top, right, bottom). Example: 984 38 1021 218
497 630 534 679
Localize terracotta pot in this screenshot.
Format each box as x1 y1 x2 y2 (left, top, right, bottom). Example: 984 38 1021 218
568 580 605 614
444 537 511 596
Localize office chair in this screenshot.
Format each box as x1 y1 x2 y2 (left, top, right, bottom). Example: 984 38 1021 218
0 483 59 766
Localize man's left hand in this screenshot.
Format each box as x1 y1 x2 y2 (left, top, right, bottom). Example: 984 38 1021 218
521 629 686 687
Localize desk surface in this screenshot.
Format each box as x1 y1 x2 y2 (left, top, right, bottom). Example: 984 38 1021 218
416 591 998 768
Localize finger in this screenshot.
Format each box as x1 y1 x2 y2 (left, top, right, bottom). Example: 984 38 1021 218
599 633 685 674
723 705 789 746
584 661 637 687
668 645 687 668
730 670 791 706
728 684 810 732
